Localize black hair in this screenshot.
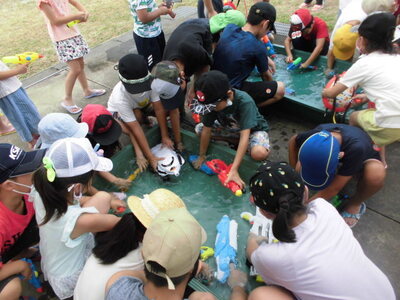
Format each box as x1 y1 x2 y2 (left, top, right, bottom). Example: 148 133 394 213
33 167 94 225
247 13 274 27
92 213 146 264
270 192 306 243
144 258 200 287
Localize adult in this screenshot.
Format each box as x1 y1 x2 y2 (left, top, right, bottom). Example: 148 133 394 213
198 0 223 18
212 2 285 108
246 161 395 300
288 123 386 227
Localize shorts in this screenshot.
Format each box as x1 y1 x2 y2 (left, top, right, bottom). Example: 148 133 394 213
54 35 89 63
249 131 270 150
241 81 278 106
357 109 400 146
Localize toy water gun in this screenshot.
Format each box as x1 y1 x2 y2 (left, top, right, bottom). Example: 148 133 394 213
287 57 317 71
2 52 43 64
192 113 201 124
261 35 276 58
214 215 237 283
331 194 349 208
20 258 44 293
285 87 296 95
189 155 216 175
200 246 215 261
205 159 243 196
241 207 276 243
67 20 81 28
127 168 141 182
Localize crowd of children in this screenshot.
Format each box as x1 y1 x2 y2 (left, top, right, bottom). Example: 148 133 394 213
0 0 399 299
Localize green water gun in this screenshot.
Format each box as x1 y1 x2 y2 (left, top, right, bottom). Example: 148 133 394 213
287 57 317 71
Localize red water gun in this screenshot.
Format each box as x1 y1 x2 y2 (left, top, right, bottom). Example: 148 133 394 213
205 159 243 196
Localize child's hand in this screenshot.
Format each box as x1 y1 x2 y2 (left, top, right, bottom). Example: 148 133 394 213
228 264 247 289
14 64 29 75
110 196 127 213
169 11 176 18
136 156 149 172
158 4 172 16
112 177 132 191
149 155 164 171
226 169 245 189
16 260 32 280
285 56 293 63
161 136 174 149
351 93 369 106
300 62 310 69
175 141 184 153
193 155 206 169
76 11 88 22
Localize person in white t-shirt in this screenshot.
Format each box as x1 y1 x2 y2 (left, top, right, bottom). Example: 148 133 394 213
246 161 395 300
322 13 400 166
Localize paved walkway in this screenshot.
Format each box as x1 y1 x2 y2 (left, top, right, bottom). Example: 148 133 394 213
1 7 399 297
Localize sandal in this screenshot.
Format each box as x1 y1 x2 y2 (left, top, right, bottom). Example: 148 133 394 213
341 202 366 228
312 4 324 11
61 102 82 114
299 2 311 8
84 89 106 99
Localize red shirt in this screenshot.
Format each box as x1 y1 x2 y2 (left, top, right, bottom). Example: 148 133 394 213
303 17 330 43
0 196 35 266
395 0 400 17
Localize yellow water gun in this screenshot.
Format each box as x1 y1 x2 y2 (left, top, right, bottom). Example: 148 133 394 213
67 20 81 28
127 168 141 182
200 246 215 261
2 52 44 64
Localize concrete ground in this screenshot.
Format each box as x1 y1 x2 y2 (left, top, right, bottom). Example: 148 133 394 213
2 6 399 298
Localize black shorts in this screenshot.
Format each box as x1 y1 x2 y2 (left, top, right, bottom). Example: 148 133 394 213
292 36 329 55
241 81 279 105
133 32 166 71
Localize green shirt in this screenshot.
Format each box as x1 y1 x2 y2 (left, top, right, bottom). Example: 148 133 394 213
129 0 162 38
202 89 269 132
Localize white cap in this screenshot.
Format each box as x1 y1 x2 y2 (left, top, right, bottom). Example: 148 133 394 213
393 25 400 42
290 14 304 27
46 137 113 178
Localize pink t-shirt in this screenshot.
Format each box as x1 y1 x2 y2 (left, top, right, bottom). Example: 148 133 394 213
38 0 80 42
0 196 35 266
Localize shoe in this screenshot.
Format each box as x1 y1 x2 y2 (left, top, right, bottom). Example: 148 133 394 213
61 102 82 114
312 4 324 11
0 126 16 136
341 202 366 228
299 2 311 8
84 89 106 99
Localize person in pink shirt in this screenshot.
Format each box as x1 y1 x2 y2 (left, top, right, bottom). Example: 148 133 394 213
38 0 106 114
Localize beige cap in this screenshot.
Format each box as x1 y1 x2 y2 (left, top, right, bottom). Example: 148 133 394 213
142 208 207 290
127 188 186 228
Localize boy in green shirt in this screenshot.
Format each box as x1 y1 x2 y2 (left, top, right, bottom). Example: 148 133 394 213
192 71 270 188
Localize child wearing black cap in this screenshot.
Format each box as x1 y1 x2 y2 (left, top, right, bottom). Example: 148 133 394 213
191 70 270 188
0 144 46 299
246 161 395 300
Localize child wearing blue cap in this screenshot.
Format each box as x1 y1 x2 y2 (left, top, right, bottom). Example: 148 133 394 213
288 123 385 228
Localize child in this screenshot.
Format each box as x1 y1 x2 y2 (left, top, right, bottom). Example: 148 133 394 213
0 62 41 148
299 0 324 11
32 137 119 299
0 143 46 299
394 25 400 53
285 9 329 68
191 71 270 189
322 13 400 167
129 0 175 70
107 54 162 171
247 161 395 300
38 0 106 114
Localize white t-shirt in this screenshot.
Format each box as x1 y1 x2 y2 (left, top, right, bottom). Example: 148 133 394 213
251 198 395 300
340 52 400 128
330 0 366 49
339 0 353 10
32 191 98 299
0 61 22 98
74 249 144 300
107 82 160 123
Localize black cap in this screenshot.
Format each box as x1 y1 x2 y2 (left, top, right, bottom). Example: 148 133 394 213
249 161 304 213
248 2 276 32
194 71 230 104
92 115 122 145
0 144 46 183
359 13 396 44
118 54 152 94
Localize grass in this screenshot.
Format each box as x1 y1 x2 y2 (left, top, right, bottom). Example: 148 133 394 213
0 0 337 77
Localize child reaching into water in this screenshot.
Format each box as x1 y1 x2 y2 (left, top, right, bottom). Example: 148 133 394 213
38 0 106 114
32 137 119 299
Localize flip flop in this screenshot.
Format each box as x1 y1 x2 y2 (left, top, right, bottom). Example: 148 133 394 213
341 202 366 228
0 127 16 136
61 102 82 114
84 89 106 99
312 4 324 11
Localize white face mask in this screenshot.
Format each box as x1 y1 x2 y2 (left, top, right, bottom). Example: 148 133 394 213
226 99 233 107
67 184 83 205
10 181 33 196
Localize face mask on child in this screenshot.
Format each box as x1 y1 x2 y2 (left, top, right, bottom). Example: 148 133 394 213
10 181 33 196
67 184 83 205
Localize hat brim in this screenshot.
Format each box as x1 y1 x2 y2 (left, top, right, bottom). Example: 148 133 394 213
93 156 113 172
122 77 152 94
40 122 89 149
160 88 184 111
10 148 46 178
300 167 335 191
91 120 122 146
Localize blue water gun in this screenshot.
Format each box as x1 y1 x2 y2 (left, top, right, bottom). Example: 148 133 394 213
214 215 238 283
20 258 44 293
189 155 216 175
261 35 276 58
287 57 318 71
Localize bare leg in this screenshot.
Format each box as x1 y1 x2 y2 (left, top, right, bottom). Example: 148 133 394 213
251 145 270 161
65 59 83 112
0 114 15 135
0 277 22 300
249 286 295 300
257 82 285 108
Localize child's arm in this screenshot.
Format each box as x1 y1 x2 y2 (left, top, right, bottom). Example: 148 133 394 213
0 260 31 281
98 171 131 191
136 4 173 24
39 2 87 26
284 37 293 63
152 101 174 148
301 38 325 68
322 82 348 99
169 108 183 151
0 65 28 80
226 129 249 189
194 125 212 168
72 213 120 239
69 0 89 21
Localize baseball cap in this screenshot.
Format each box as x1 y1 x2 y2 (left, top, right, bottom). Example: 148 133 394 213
118 54 152 94
249 161 305 213
142 208 207 290
210 10 246 34
0 144 46 183
248 2 276 32
127 188 186 228
393 25 400 42
190 71 230 115
333 24 359 61
38 113 88 149
45 137 113 178
81 104 122 146
151 61 184 111
358 13 396 44
289 9 313 39
298 130 340 191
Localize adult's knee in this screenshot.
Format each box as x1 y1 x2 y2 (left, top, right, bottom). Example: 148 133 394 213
0 277 22 300
251 146 270 161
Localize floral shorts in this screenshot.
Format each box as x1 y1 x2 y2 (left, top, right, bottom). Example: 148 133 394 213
54 35 89 62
